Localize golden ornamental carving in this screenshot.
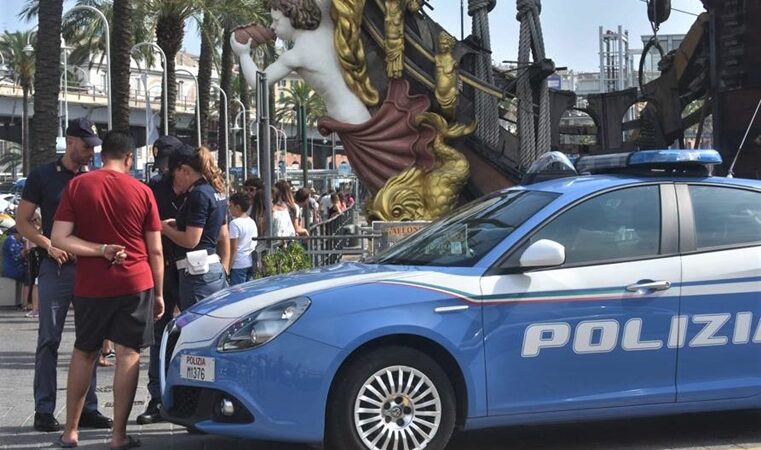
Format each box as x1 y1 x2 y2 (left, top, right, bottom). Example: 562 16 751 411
384 0 420 79
331 0 380 106
369 112 476 221
434 32 459 121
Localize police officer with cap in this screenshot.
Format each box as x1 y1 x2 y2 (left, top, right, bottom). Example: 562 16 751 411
136 135 186 424
148 135 184 187
17 118 112 432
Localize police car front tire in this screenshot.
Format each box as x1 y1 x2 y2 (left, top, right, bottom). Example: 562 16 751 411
327 346 456 450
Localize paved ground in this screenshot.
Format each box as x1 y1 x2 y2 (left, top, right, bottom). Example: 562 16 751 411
1 307 760 450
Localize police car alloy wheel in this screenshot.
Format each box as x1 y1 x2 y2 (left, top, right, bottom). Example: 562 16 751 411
327 346 456 450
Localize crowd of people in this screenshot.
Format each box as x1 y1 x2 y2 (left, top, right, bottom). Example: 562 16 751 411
0 118 354 450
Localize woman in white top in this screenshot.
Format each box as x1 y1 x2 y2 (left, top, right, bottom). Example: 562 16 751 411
275 180 308 236
227 193 258 285
271 188 296 238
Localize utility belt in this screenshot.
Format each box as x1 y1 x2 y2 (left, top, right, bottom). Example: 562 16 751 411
176 249 220 275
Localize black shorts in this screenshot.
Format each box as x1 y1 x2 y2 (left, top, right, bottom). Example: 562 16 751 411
72 290 154 352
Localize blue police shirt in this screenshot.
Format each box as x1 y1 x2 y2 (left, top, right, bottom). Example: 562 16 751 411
175 179 227 259
150 174 186 264
21 158 87 238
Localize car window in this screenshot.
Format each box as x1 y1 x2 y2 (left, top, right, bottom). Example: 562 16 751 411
372 190 559 267
506 185 662 267
688 185 761 250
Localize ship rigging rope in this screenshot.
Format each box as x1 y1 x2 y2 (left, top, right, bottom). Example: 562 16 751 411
516 0 551 169
639 0 669 89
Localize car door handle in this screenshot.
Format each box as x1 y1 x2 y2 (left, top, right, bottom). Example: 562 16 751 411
625 280 672 292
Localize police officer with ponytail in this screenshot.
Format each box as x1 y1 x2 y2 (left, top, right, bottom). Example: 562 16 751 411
161 146 229 310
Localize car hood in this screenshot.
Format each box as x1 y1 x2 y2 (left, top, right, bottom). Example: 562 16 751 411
186 262 415 319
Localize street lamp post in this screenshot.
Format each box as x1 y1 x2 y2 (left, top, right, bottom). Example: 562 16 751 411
22 27 37 175
232 98 247 179
268 125 286 180
64 5 111 129
212 83 230 191
61 39 69 133
175 68 201 146
248 118 259 176
232 111 244 176
298 104 308 186
131 42 168 136
23 25 37 56
59 65 91 136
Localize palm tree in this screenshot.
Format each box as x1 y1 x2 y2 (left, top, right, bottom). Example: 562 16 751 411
276 81 327 129
201 0 270 170
27 1 63 172
197 11 216 144
150 0 202 136
110 0 134 131
217 25 234 171
22 0 154 134
0 145 23 177
0 31 37 175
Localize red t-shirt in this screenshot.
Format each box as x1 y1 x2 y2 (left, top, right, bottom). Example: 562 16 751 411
55 169 161 298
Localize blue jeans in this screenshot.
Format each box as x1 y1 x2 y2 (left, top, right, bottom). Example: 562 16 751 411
229 267 253 285
178 262 228 311
35 259 99 414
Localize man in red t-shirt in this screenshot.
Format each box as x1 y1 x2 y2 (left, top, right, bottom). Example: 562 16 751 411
51 131 164 450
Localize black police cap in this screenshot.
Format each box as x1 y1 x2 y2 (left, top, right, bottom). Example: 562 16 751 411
168 144 196 172
65 118 102 147
153 135 184 160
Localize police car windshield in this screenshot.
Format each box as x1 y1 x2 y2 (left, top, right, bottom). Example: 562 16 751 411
373 190 559 267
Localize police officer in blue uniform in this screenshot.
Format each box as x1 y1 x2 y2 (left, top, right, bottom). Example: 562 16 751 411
161 146 229 310
137 135 185 425
16 118 112 432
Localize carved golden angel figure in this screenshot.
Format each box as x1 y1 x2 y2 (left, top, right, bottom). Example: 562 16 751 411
435 32 459 120
384 0 421 79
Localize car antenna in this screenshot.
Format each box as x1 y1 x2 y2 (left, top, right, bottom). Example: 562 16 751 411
727 97 761 178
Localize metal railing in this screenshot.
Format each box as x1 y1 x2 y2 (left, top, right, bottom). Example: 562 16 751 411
255 205 381 268
306 204 358 266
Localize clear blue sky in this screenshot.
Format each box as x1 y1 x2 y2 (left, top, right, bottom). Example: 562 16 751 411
2 0 704 72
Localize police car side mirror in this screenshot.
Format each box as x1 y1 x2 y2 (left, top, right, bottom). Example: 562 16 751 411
519 239 566 269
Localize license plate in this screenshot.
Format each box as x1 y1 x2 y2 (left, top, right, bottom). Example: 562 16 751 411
180 355 215 382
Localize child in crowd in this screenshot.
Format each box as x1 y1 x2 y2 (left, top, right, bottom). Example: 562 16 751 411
228 193 258 285
21 213 42 318
2 226 26 311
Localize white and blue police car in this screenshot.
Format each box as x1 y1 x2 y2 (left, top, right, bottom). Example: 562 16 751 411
160 150 761 450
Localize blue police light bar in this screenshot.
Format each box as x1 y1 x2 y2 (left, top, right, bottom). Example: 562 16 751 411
574 153 629 174
627 149 722 166
574 149 722 174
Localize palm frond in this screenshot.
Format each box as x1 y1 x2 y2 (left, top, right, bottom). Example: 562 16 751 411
0 31 36 90
276 81 327 127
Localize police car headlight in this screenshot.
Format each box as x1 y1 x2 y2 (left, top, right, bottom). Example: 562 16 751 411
216 297 311 352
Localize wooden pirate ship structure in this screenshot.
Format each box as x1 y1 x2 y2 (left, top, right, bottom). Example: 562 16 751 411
236 0 760 220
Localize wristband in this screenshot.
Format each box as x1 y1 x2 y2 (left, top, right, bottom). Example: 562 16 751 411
99 244 107 257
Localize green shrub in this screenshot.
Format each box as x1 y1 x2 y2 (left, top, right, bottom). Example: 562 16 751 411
259 243 311 277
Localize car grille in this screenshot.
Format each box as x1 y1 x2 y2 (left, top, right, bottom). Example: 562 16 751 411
167 386 255 425
172 386 202 419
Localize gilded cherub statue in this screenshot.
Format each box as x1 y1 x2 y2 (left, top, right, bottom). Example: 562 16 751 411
384 0 421 79
435 32 459 121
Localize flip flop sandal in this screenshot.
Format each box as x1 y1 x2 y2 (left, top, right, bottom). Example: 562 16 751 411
98 357 114 367
53 434 77 448
109 435 141 450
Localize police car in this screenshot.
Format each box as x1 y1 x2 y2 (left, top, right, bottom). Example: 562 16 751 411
160 150 761 450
